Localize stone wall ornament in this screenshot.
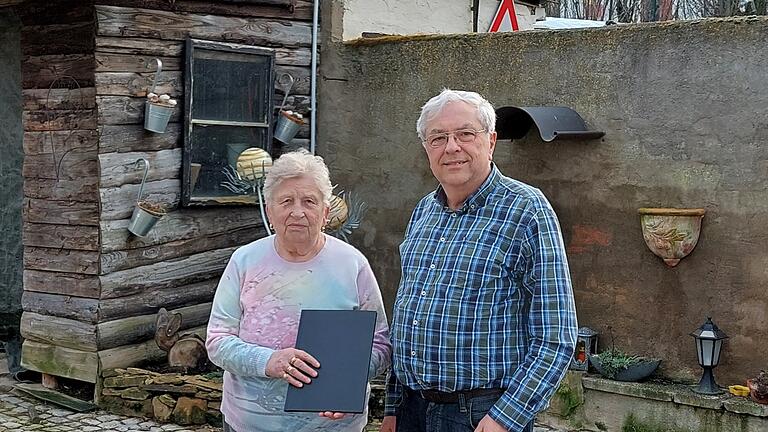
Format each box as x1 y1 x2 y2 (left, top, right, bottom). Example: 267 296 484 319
638 208 705 267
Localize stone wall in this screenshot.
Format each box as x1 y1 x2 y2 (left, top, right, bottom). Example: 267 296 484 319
542 372 768 431
317 15 768 385
99 368 222 427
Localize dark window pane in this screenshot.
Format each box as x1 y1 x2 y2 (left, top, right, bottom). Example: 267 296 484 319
191 49 271 123
189 124 267 202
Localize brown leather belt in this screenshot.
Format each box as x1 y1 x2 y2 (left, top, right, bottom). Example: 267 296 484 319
415 388 505 404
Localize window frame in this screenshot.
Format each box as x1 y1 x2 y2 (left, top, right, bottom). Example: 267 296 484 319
181 38 276 207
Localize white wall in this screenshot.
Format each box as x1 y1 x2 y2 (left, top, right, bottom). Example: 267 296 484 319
341 0 545 40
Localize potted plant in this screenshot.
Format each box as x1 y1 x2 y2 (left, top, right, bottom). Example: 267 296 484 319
747 370 768 404
588 348 661 382
127 200 167 237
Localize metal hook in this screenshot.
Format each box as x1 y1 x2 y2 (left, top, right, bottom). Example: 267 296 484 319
134 158 150 203
148 58 163 95
277 73 295 112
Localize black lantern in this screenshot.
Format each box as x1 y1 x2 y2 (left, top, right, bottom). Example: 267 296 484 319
690 317 728 394
570 327 599 371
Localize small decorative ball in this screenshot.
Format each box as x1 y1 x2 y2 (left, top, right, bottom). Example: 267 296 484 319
236 147 273 180
326 194 348 231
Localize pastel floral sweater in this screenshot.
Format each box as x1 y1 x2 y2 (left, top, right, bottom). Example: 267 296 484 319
206 234 391 432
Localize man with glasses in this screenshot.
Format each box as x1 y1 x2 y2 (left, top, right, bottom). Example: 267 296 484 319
381 89 577 432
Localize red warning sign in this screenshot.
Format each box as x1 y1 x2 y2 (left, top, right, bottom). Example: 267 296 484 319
489 0 519 32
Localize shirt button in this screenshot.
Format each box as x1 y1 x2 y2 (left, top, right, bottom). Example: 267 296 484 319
430 264 436 269
451 213 457 218
470 204 476 209
412 319 419 326
411 350 417 356
439 237 446 242
421 290 427 296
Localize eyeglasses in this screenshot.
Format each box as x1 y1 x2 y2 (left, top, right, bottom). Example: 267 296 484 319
424 128 487 148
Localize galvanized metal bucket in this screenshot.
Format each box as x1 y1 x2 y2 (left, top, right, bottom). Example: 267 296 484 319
143 58 173 133
144 101 173 133
126 158 165 237
274 111 303 144
127 205 163 237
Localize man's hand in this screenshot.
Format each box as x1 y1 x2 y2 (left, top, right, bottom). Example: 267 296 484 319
474 415 507 432
264 348 319 388
379 415 396 432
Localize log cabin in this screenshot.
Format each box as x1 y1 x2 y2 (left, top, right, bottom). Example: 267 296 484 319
1 0 317 396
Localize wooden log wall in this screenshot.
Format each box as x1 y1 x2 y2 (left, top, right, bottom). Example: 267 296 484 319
18 0 101 382
20 0 311 385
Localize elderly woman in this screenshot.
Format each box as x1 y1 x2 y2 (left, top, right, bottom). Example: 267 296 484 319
206 149 391 432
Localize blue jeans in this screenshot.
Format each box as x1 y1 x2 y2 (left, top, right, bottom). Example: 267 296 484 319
395 388 534 432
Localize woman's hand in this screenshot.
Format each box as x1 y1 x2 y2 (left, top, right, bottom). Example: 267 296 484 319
319 411 346 420
265 348 320 388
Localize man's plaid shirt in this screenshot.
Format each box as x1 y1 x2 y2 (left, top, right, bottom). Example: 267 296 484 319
385 165 577 431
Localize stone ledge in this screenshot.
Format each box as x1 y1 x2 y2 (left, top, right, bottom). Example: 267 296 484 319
582 376 768 417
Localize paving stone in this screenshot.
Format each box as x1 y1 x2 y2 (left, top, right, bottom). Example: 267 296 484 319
82 426 102 432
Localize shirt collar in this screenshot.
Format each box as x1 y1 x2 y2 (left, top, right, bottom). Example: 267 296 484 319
433 163 501 214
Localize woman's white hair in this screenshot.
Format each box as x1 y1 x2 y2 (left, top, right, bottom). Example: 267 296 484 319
415 89 496 141
263 148 333 206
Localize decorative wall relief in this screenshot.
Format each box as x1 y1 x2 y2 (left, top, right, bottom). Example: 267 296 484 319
638 208 705 267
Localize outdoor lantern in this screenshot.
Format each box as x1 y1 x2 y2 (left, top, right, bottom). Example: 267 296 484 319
690 317 728 394
570 327 599 371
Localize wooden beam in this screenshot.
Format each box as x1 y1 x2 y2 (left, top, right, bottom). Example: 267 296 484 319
22 198 99 226
95 5 312 47
99 178 180 221
99 279 217 321
101 226 264 273
95 0 314 21
98 124 181 154
22 291 100 323
95 65 309 98
23 150 98 181
95 71 180 98
23 269 100 298
97 303 212 351
16 0 95 26
100 207 264 252
23 223 99 251
23 109 98 132
99 148 181 188
99 247 235 298
21 312 98 352
95 46 311 71
97 95 181 125
24 130 98 156
24 246 100 274
22 87 96 111
21 21 95 56
95 37 184 57
21 340 99 383
24 176 98 202
21 53 95 89
98 325 207 372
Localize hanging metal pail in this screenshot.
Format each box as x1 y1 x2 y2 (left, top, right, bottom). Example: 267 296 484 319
274 111 303 144
144 101 174 133
127 205 164 237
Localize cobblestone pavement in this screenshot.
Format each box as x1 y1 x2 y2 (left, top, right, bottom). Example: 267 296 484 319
0 391 221 432
1 353 567 432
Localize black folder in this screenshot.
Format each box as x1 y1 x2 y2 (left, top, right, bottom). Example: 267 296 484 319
284 309 377 413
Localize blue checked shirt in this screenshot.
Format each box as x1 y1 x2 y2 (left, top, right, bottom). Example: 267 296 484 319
385 165 577 431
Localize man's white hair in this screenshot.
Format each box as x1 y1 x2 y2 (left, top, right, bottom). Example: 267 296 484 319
415 89 496 141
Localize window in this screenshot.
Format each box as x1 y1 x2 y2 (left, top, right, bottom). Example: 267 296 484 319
182 38 275 206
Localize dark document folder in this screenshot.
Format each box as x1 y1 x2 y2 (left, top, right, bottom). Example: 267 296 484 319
284 309 377 413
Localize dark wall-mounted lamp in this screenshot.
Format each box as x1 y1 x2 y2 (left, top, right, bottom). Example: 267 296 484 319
690 317 728 394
